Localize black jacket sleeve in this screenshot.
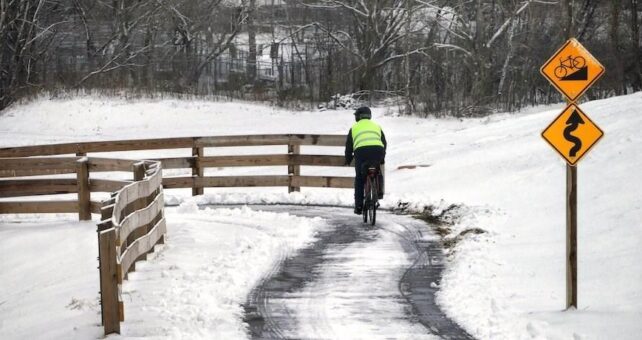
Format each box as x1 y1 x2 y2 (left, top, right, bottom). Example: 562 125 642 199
345 128 353 165
381 130 387 161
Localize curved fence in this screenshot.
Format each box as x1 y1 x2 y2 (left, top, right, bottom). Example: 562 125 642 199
97 160 165 334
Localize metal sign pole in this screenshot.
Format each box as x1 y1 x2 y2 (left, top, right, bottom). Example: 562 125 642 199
566 162 577 309
564 9 577 310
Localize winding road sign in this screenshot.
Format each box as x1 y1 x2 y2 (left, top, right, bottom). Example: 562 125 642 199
540 38 605 102
541 103 603 165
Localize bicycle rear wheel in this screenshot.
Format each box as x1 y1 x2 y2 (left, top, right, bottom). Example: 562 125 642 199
362 178 369 223
368 177 377 226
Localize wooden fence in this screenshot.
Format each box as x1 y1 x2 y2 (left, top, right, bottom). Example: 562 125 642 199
96 160 165 334
0 134 352 198
0 134 350 335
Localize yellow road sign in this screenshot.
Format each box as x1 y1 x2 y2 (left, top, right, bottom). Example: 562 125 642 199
540 38 605 102
542 104 603 166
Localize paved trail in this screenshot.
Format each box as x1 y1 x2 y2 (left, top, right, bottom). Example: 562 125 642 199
239 205 474 340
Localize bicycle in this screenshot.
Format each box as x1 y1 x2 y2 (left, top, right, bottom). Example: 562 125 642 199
362 165 380 226
554 55 586 79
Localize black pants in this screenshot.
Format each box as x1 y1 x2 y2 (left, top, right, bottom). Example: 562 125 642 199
354 146 385 208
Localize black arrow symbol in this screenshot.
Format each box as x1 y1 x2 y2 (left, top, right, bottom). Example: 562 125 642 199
564 109 585 157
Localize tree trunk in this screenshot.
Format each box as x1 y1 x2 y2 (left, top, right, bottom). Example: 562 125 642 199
610 0 625 95
561 0 574 39
246 0 257 84
404 0 412 115
630 0 641 91
471 0 491 112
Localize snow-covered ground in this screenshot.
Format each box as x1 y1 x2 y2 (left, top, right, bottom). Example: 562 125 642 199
1 92 641 339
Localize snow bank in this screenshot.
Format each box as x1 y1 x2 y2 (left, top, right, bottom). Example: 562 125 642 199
1 92 641 339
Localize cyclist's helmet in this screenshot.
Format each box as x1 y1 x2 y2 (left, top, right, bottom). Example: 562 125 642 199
354 106 372 121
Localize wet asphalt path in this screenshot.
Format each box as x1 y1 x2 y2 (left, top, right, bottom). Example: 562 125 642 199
216 205 474 339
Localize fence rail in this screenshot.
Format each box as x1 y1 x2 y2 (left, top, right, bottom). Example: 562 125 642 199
0 134 345 157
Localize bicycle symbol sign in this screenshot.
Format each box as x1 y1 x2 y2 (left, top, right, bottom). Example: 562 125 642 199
540 38 604 102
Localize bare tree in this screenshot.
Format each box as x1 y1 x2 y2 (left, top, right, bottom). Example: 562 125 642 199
0 0 64 108
304 0 429 93
161 0 248 90
73 0 164 88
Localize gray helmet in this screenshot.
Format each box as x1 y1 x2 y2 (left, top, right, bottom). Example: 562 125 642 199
354 106 371 121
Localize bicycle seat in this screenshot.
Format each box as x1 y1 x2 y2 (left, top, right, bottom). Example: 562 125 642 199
360 163 381 176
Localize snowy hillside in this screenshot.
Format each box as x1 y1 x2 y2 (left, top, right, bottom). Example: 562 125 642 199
1 92 641 339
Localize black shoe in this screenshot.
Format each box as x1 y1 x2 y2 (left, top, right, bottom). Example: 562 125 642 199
354 207 362 215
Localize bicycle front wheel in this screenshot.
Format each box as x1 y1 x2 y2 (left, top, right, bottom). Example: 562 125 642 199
554 66 567 78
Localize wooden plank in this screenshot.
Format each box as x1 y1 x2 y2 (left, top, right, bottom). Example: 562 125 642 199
194 134 345 147
90 179 131 193
290 154 346 167
289 134 345 146
154 157 194 170
119 218 167 281
197 175 290 188
88 158 137 172
199 154 289 167
195 135 291 147
0 201 78 214
117 192 164 247
291 176 354 188
0 157 79 177
192 148 204 196
98 228 120 334
77 158 91 220
0 156 79 170
162 176 194 189
0 178 77 197
0 137 195 157
0 135 343 158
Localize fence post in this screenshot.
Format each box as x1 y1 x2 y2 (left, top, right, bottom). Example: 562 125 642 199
76 157 91 221
192 147 204 196
288 143 300 193
133 162 145 182
98 228 120 335
97 200 114 326
130 162 147 258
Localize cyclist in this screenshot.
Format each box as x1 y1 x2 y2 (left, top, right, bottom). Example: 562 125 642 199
344 106 387 215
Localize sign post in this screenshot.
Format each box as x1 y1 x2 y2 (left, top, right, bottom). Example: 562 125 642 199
540 38 604 309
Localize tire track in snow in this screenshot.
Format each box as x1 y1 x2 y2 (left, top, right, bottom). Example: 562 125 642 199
240 205 473 339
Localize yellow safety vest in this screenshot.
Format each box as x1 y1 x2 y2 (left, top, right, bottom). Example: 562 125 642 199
352 119 384 150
